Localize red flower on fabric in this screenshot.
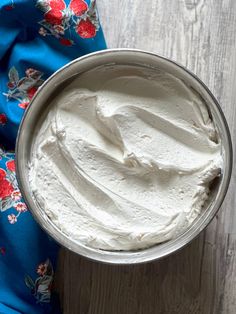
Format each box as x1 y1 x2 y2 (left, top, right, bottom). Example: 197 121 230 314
7 82 15 89
36 0 99 43
8 214 17 224
0 177 14 200
69 0 88 16
27 86 38 100
59 38 73 46
76 18 96 38
44 9 63 25
14 202 27 213
49 0 66 10
0 169 6 180
18 102 30 109
6 160 15 172
0 114 7 126
37 263 48 276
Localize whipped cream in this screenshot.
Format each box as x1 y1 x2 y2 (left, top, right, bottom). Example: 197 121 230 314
29 66 223 251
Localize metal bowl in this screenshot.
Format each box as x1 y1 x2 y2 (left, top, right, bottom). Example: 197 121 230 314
16 49 233 264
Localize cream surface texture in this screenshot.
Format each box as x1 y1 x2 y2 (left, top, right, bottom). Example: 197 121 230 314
29 66 223 251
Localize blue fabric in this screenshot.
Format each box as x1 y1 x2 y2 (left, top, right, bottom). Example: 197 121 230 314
0 0 106 313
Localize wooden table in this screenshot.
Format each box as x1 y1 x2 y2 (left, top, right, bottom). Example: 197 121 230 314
56 1 236 313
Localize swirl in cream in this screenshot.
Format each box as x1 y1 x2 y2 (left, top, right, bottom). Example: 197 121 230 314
29 66 222 251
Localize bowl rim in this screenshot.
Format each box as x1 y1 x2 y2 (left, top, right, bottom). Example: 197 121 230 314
15 48 233 264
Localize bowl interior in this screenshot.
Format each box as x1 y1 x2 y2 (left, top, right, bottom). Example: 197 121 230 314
16 49 232 264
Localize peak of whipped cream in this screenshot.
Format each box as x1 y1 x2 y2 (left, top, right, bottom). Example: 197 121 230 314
29 66 223 251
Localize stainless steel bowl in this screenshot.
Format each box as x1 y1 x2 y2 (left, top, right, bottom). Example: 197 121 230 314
16 49 233 264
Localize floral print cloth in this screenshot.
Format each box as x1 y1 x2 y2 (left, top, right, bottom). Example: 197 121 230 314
0 0 106 313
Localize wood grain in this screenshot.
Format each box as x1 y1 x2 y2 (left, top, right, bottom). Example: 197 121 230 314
55 1 236 313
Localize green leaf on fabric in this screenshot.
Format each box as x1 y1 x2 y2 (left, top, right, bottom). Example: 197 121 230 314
8 67 19 84
25 275 35 290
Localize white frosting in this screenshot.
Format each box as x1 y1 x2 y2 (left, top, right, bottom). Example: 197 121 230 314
29 66 223 251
